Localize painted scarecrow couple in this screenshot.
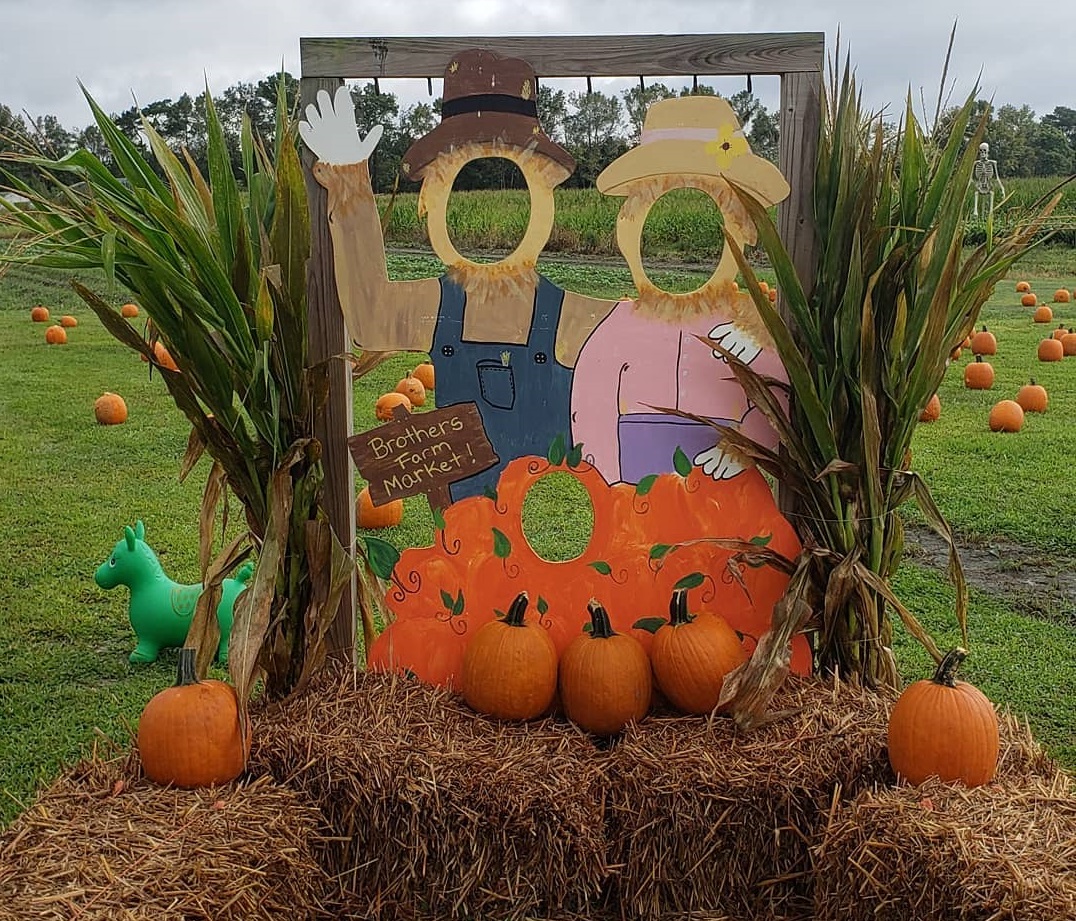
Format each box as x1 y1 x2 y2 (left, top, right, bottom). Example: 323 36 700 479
302 50 790 501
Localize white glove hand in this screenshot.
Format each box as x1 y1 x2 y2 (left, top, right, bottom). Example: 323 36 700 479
693 444 746 480
299 85 384 165
707 321 763 364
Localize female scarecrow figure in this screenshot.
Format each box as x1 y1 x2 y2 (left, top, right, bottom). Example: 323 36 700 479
301 50 613 500
570 95 791 485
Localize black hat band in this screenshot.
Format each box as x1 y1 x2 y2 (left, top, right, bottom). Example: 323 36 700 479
440 93 539 120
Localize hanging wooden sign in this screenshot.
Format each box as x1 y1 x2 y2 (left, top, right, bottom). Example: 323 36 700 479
348 402 499 511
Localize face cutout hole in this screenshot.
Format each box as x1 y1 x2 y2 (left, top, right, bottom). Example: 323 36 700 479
641 187 725 293
520 472 595 562
447 158 531 263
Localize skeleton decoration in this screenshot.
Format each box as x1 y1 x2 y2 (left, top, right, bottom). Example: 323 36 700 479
972 142 1004 218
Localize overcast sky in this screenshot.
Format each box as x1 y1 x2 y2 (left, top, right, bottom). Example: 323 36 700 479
1 0 1072 133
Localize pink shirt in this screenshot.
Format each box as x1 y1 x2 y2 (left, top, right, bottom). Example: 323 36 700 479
571 299 787 484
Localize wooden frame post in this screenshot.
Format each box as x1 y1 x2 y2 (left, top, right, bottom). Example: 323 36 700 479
300 33 823 660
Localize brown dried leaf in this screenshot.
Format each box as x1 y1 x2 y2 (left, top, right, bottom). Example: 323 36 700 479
178 424 206 483
184 531 252 678
199 460 227 579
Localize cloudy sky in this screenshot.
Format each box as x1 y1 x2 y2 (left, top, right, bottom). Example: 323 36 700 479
1 0 1072 133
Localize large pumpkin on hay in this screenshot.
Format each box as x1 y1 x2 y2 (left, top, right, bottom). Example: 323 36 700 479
887 647 999 787
366 455 805 688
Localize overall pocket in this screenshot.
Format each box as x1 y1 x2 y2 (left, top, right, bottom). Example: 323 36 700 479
476 361 516 410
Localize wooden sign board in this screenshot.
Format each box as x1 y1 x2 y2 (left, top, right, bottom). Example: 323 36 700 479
348 402 499 511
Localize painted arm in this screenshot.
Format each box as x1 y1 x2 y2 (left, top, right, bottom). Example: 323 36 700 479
570 306 627 484
302 87 440 351
556 290 618 367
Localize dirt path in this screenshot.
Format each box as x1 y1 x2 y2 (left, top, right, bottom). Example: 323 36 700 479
903 523 1076 624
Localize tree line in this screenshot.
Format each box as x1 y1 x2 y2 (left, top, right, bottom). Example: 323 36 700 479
2 72 1074 195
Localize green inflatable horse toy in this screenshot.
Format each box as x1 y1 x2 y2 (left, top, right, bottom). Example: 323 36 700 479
95 520 254 664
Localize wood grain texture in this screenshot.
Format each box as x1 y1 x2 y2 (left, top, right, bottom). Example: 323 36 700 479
302 75 357 660
301 34 824 79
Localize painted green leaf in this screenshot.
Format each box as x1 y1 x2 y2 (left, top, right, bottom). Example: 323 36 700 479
440 589 455 611
674 571 705 590
582 622 593 634
483 485 498 503
673 446 692 477
633 616 668 634
537 596 549 616
566 442 583 468
432 506 447 530
548 432 567 465
589 560 613 576
452 590 465 617
649 543 672 560
364 536 400 580
635 474 658 496
494 608 506 620
750 533 773 547
492 527 511 559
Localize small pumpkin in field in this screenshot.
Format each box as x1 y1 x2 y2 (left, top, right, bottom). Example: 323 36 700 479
151 340 179 372
94 392 128 425
988 399 1024 433
1053 324 1068 341
887 647 999 787
963 355 994 390
412 361 435 392
918 393 941 423
1015 281 1031 293
970 326 997 356
962 334 972 348
1016 379 1048 413
59 315 78 328
396 371 427 407
121 303 140 318
1038 337 1064 362
44 324 67 345
647 588 745 715
356 485 403 528
1033 304 1054 323
558 599 652 736
1020 292 1038 308
461 592 558 721
138 648 247 788
1054 288 1071 303
1062 329 1076 357
375 391 412 421
30 305 50 322
949 345 962 361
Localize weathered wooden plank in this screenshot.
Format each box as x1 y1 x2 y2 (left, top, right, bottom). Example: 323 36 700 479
301 75 357 661
301 33 824 79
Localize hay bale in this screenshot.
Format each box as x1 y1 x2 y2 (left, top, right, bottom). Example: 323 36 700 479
602 676 896 921
250 666 609 921
0 751 330 920
814 770 1076 921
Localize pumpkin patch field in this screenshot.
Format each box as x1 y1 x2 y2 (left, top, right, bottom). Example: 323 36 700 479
1 251 1076 918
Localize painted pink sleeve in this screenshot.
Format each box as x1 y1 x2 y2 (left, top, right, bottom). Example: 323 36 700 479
571 302 630 484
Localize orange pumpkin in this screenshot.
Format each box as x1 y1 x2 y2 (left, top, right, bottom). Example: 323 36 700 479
918 393 941 423
1038 337 1064 362
1015 281 1031 293
59 315 78 328
988 400 1024 433
137 648 246 788
151 340 179 371
768 287 778 303
357 485 403 528
30 306 50 322
461 592 558 720
962 334 972 348
94 392 128 425
558 599 652 736
648 588 746 715
1016 379 1048 414
970 326 997 356
1020 292 1038 307
1053 324 1068 341
121 303 140 318
1062 329 1076 357
413 362 435 392
44 325 67 345
375 392 412 421
887 647 999 787
396 371 427 407
1033 304 1054 323
1054 288 1071 303
949 345 962 361
963 355 993 390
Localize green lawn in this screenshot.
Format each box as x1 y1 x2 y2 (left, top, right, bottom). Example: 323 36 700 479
1 250 1075 827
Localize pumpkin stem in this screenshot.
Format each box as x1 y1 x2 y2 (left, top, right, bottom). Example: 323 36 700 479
932 646 968 687
503 592 530 627
975 355 983 363
586 599 616 638
176 647 200 687
668 589 694 627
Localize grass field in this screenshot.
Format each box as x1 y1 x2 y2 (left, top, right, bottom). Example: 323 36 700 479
1 243 1075 827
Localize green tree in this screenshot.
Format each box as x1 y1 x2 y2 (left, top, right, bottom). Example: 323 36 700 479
988 104 1037 177
537 85 568 143
1032 123 1073 176
351 84 400 192
564 90 627 186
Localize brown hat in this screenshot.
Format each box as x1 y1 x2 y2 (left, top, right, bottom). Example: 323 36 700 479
401 49 575 180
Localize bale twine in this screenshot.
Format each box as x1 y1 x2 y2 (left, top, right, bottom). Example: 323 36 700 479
0 750 330 921
250 665 609 921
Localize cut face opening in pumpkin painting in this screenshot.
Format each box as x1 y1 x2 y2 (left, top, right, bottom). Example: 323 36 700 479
304 52 810 697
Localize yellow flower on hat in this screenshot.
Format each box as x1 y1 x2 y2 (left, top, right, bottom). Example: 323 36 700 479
705 122 749 171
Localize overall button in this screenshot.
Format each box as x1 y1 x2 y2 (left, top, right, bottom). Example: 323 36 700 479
534 352 547 364
441 345 455 357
